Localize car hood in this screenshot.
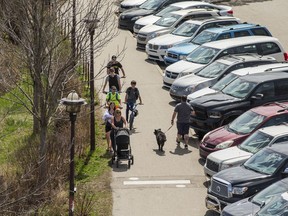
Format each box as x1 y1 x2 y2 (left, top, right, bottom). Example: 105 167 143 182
148 34 189 46
122 8 153 17
214 166 268 184
208 146 252 163
191 91 241 108
173 74 210 88
168 42 199 54
135 15 160 26
204 126 246 146
166 60 203 74
121 0 146 7
139 24 168 34
222 198 260 216
187 87 217 101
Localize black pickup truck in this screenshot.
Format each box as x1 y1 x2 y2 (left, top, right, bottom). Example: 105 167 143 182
206 144 288 213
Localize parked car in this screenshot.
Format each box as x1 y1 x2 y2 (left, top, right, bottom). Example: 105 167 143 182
164 23 273 65
118 0 192 31
206 144 288 212
190 72 288 141
169 54 276 99
138 8 220 52
205 123 288 177
133 1 233 33
144 16 242 60
187 62 288 102
222 178 288 216
163 36 288 88
119 0 147 13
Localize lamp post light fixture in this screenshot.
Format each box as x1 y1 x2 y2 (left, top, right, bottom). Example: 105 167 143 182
84 18 100 152
60 90 86 216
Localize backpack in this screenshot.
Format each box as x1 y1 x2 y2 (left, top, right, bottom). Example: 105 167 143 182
107 92 120 102
127 87 139 100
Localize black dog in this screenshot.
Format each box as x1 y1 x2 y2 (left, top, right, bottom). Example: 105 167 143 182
154 129 167 152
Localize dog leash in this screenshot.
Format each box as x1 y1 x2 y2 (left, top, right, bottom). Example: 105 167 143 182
164 125 173 134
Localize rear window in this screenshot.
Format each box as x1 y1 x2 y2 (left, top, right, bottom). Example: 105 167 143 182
251 28 271 36
259 42 281 55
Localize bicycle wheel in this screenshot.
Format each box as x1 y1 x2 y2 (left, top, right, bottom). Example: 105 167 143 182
129 113 134 130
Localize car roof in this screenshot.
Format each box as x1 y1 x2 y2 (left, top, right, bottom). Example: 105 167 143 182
240 71 288 83
215 54 275 65
264 142 288 155
252 101 288 118
169 8 218 16
170 1 215 8
185 16 239 25
202 36 280 49
202 23 264 34
259 123 288 137
232 62 288 76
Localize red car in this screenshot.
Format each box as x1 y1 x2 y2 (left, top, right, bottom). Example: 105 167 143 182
199 101 288 158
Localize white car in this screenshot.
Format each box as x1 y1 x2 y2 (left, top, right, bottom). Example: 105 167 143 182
163 36 288 86
137 8 219 50
133 1 233 33
187 62 288 102
143 16 239 61
204 124 288 177
119 0 147 13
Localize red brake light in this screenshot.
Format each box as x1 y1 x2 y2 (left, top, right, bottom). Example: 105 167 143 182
227 10 233 15
284 52 288 61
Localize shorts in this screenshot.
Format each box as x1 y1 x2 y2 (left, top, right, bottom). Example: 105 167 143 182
105 122 112 133
177 122 190 135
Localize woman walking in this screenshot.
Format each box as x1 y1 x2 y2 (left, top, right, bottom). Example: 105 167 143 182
102 102 116 152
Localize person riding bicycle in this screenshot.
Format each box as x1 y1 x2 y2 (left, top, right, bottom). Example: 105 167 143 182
106 86 122 109
125 80 143 122
103 68 122 92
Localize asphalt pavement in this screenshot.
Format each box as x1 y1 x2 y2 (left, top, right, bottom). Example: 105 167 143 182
94 0 288 215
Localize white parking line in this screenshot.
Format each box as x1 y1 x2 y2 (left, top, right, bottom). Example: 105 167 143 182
123 179 191 185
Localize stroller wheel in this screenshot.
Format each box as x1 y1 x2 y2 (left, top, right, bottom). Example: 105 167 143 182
131 156 134 165
116 160 119 168
128 160 131 169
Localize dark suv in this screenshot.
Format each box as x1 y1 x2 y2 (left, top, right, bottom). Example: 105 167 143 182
190 71 288 135
206 144 288 213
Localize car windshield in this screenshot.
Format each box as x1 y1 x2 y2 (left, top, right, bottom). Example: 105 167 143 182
172 22 200 37
196 61 229 78
256 193 288 216
156 5 181 17
211 73 238 91
228 110 266 135
244 148 286 175
140 0 163 10
186 46 220 64
252 180 288 206
238 131 273 154
155 13 181 27
222 78 257 99
191 30 218 45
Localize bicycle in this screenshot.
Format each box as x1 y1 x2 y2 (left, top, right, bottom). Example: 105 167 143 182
127 103 142 130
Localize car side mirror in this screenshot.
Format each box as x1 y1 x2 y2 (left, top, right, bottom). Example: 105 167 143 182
283 167 288 174
251 93 263 100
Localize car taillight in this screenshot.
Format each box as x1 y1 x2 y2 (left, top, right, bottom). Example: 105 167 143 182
227 10 233 15
284 52 288 61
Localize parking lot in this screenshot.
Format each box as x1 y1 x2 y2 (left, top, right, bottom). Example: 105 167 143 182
95 0 288 215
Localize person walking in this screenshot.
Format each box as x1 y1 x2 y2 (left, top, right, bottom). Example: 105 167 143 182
107 55 126 78
110 108 128 152
105 86 122 109
171 95 194 149
125 80 143 122
102 67 122 92
102 102 116 152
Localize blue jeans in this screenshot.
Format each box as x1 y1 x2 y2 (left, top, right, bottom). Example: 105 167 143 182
126 102 134 122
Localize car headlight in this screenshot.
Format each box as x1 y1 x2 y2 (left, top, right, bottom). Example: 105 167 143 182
184 86 195 93
216 140 234 149
177 71 193 78
219 163 233 171
179 54 186 60
160 44 173 49
232 186 248 195
148 32 161 39
131 16 143 21
207 111 222 119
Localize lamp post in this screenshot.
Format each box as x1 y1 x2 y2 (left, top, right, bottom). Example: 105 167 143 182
84 18 100 152
60 90 86 216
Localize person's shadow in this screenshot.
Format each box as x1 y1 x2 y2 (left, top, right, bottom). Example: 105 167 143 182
169 143 192 155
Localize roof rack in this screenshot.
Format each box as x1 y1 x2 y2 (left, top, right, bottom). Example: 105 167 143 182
264 63 288 72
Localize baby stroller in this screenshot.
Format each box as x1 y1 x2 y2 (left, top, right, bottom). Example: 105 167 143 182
112 128 134 168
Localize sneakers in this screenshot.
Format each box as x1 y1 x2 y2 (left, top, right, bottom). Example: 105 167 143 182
185 144 188 149
176 138 180 144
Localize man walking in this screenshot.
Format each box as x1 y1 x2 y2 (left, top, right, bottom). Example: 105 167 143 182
171 96 193 149
107 55 126 78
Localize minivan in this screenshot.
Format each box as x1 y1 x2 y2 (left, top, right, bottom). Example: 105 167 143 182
163 36 288 86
